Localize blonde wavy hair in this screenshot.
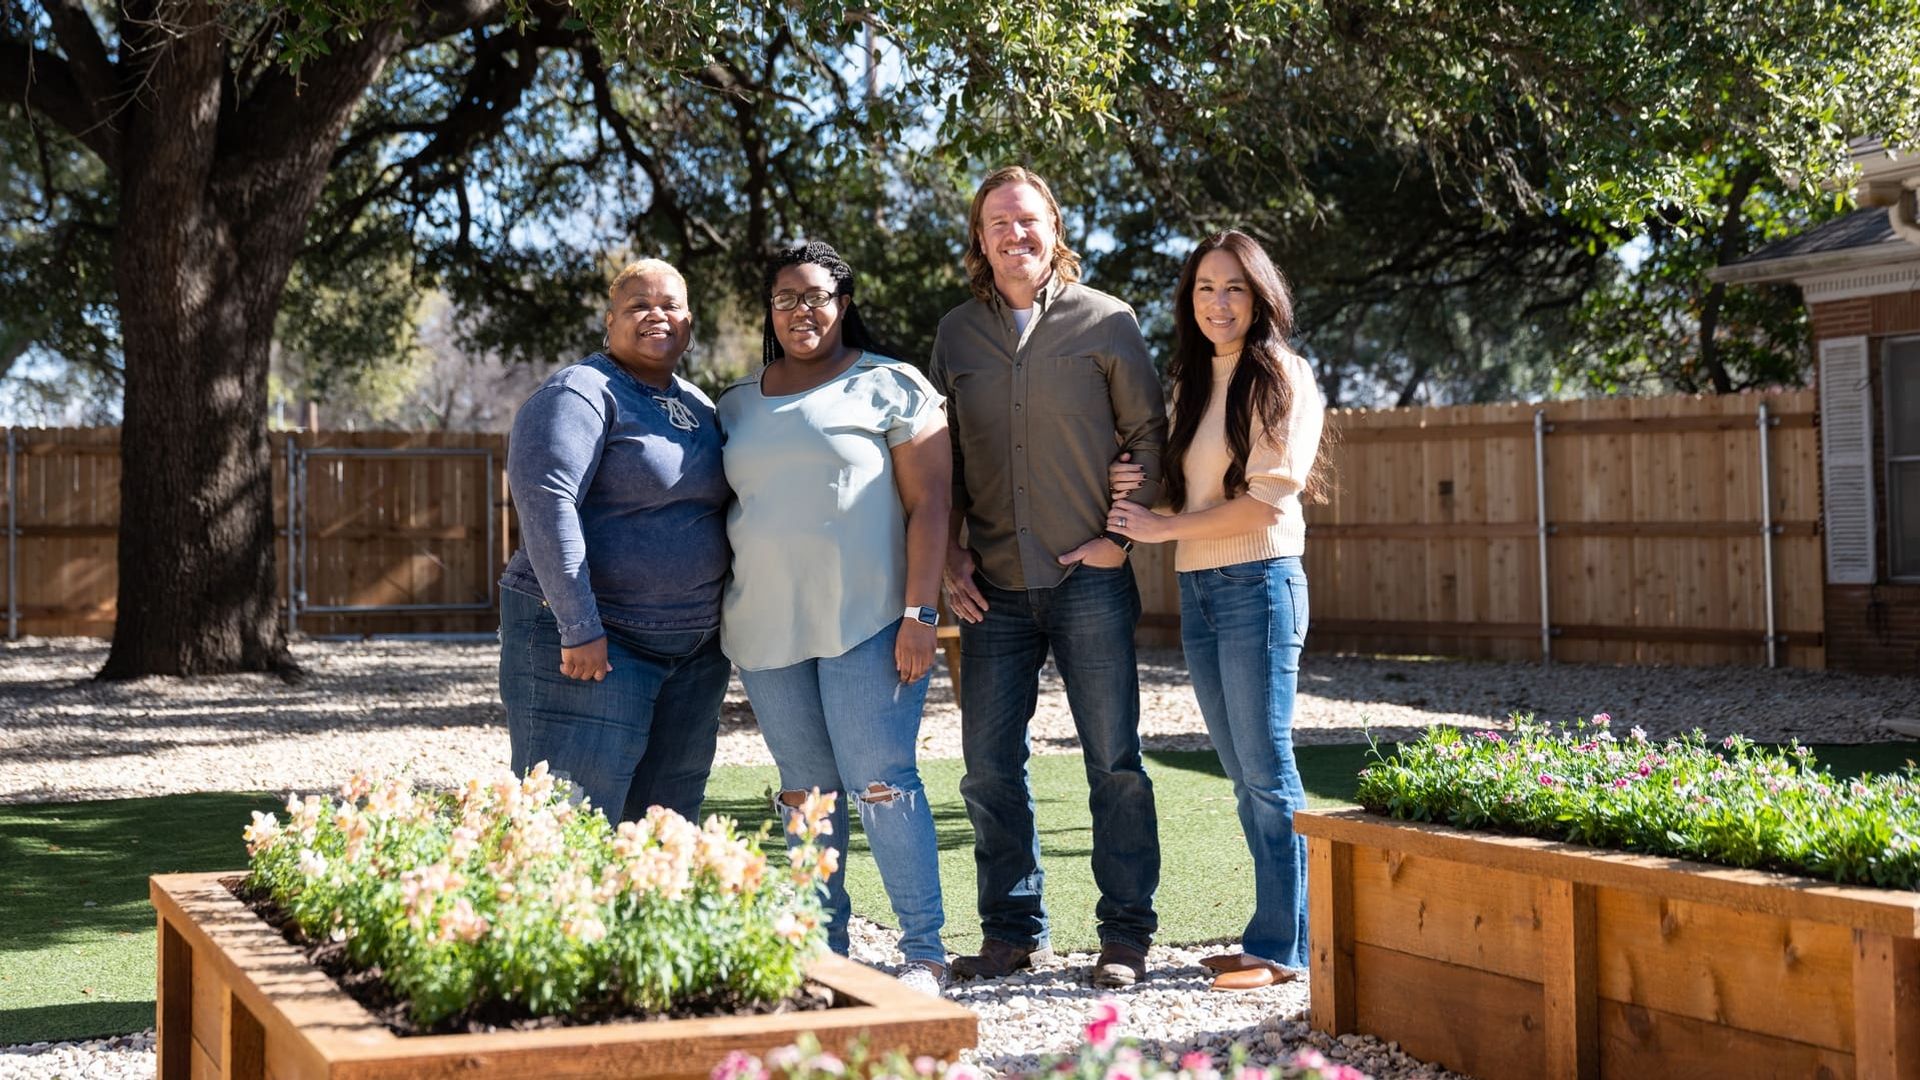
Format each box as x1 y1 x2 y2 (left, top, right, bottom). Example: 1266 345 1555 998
963 166 1082 304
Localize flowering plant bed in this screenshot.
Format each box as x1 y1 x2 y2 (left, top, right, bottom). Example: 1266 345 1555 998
149 768 974 1079
1298 721 1920 1080
1356 718 1920 887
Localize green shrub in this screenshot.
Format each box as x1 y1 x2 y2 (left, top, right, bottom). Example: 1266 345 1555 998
1355 716 1920 889
243 764 832 1025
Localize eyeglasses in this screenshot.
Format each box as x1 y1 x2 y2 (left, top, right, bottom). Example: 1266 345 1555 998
771 289 837 312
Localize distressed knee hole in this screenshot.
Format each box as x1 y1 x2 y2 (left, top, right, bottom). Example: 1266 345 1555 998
858 781 905 805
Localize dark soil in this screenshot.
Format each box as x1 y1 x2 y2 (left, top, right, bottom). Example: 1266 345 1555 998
226 877 837 1036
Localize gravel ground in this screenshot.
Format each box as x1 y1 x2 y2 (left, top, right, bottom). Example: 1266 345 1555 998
4 635 1918 1078
5 636 1917 804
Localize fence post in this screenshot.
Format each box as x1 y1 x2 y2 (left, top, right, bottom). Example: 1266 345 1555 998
1534 408 1552 665
1758 401 1778 669
5 426 15 641
286 435 301 637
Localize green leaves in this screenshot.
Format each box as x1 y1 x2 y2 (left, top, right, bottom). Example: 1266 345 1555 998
1357 717 1920 890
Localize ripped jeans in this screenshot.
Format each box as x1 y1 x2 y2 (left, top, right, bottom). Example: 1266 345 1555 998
739 624 945 966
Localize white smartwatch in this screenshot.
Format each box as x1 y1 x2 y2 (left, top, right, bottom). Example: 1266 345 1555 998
903 605 939 627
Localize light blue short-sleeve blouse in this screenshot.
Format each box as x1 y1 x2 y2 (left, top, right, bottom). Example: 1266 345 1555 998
717 353 945 671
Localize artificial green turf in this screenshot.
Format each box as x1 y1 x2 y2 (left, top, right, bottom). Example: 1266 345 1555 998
8 741 1920 1045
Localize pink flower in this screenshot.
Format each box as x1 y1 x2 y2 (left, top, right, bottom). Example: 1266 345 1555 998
1593 712 1611 726
1084 1000 1124 1049
711 1051 768 1080
1236 1067 1266 1080
1538 773 1557 787
1179 1052 1213 1072
1289 1048 1328 1070
1612 777 1629 789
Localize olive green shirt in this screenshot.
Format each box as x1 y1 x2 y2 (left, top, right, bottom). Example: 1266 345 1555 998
930 275 1167 590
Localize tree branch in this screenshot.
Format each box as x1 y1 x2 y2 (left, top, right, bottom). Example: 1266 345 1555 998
0 40 121 167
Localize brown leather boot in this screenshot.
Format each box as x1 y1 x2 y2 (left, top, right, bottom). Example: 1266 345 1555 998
949 938 1055 980
1092 941 1149 988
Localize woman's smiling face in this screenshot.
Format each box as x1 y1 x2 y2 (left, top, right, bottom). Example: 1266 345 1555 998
1191 248 1252 355
770 262 846 363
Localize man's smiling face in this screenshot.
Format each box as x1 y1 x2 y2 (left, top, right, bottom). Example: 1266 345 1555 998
977 181 1059 296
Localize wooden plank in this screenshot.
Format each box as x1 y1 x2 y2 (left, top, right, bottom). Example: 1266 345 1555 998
226 991 266 1080
1542 879 1599 1080
1334 412 1815 442
1597 998 1853 1080
1852 930 1920 1080
1349 846 1545 981
1308 837 1355 1035
1595 887 1854 1053
1306 521 1817 539
1352 943 1545 1080
192 948 228 1071
159 916 194 1080
1307 619 1821 647
192 1039 219 1080
1294 810 1920 937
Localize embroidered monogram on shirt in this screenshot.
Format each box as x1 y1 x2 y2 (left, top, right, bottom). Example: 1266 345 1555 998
653 395 700 431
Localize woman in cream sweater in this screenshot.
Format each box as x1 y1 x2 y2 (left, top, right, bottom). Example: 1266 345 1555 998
1107 229 1326 991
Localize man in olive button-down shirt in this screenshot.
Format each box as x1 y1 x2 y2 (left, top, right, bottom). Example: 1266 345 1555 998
932 166 1167 990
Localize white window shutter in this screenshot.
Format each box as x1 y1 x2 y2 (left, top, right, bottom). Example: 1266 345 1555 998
1819 336 1876 584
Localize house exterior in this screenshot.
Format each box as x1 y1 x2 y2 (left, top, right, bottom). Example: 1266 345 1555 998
1711 146 1920 674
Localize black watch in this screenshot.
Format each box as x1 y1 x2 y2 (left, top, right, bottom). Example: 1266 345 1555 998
1102 530 1135 554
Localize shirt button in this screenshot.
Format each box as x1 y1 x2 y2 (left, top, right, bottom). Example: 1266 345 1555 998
1017 487 1025 496
1020 527 1028 535
1014 403 1022 411
1015 444 1023 451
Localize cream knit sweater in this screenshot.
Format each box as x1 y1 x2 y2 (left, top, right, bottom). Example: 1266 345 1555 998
1174 349 1325 572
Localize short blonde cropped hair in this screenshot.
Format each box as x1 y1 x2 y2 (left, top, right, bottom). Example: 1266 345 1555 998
606 258 687 320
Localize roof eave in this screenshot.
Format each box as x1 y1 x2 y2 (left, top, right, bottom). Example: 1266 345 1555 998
1708 240 1920 286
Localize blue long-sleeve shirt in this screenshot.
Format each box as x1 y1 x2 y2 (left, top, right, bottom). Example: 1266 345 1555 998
499 353 729 646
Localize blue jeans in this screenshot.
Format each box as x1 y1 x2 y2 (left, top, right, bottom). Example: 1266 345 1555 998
498 587 728 824
739 625 946 966
957 564 1159 951
1180 556 1310 970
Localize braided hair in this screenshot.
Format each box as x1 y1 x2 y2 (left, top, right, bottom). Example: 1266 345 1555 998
760 241 882 367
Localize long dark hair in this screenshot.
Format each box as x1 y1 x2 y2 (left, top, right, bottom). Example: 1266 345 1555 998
1163 230 1326 512
760 241 882 367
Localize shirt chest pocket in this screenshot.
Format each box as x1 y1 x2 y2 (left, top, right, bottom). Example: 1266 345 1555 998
1031 354 1110 417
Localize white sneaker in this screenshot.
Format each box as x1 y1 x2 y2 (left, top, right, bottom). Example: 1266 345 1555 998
897 959 947 997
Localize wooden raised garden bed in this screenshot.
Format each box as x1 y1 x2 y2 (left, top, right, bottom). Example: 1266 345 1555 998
151 872 977 1080
1296 807 1920 1080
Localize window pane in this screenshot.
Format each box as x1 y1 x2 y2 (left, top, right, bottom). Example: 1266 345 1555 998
1889 338 1920 459
1896 462 1920 579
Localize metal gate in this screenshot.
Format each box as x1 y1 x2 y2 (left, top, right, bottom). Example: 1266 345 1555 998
285 443 500 634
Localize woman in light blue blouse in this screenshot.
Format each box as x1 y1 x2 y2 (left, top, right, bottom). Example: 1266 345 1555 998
499 259 730 826
718 242 952 995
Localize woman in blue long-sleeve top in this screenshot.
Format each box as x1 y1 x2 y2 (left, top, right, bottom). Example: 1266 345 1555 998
497 258 731 824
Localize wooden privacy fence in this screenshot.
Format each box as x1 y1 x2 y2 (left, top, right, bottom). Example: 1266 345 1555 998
6 388 1824 668
1 429 513 639
1131 388 1825 669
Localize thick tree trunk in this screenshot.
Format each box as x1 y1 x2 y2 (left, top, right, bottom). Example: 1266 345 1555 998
99 4 403 678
